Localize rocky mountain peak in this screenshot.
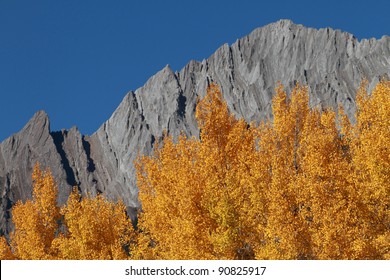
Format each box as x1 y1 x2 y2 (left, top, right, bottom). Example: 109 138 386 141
1 20 389 235
21 110 50 139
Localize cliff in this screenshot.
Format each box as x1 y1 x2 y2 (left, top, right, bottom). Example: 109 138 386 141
1 20 389 234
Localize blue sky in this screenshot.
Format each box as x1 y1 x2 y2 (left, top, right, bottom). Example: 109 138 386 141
1 0 389 141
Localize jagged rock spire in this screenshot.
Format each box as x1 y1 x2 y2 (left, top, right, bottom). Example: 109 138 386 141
1 20 389 235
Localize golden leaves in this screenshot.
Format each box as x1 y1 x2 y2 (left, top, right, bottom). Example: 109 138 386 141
1 163 133 260
136 82 389 260
0 236 15 260
8 163 60 259
136 84 256 260
53 189 132 260
1 81 388 260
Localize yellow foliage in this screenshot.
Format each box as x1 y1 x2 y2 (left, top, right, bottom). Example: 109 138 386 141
1 163 134 259
0 236 15 260
136 82 389 260
1 81 388 260
136 84 258 259
52 189 133 260
8 163 60 259
349 80 390 258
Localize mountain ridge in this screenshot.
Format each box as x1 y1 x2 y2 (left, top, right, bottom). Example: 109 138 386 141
1 19 389 235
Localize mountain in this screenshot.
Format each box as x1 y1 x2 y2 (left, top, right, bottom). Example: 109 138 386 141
1 19 389 235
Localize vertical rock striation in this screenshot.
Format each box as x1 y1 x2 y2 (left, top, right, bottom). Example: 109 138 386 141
1 20 389 233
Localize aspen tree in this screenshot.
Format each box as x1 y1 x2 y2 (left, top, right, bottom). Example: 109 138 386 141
53 189 132 259
296 108 363 259
255 84 311 259
136 81 389 259
136 84 258 259
2 81 388 260
0 236 15 259
3 163 60 259
1 163 134 260
350 81 390 259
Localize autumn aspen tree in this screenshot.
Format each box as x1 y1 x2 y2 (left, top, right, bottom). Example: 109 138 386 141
52 189 133 259
1 81 388 260
350 81 390 259
136 81 389 260
135 84 259 259
5 163 60 259
0 163 134 260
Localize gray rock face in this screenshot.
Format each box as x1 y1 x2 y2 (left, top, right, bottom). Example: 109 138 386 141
0 111 69 235
1 20 389 234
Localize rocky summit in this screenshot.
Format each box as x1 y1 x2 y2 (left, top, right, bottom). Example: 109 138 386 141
1 20 389 235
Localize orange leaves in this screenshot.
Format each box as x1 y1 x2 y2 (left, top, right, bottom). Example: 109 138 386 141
6 163 60 259
349 81 390 259
196 83 236 145
135 135 209 260
1 163 133 260
136 82 390 260
1 81 388 260
53 189 132 260
0 236 15 260
136 84 257 259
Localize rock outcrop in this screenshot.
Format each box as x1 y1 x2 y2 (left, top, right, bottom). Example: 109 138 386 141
1 20 389 234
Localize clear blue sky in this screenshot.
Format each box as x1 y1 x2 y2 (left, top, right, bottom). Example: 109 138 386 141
1 0 389 141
